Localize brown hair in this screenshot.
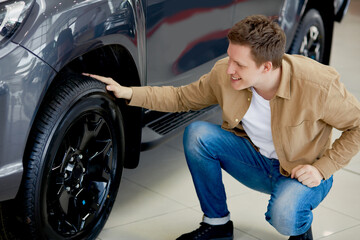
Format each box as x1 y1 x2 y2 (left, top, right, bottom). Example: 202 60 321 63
227 15 286 69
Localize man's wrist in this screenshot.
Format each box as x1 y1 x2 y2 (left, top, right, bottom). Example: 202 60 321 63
124 87 133 100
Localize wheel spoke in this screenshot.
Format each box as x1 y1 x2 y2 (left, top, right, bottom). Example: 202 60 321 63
58 188 88 232
300 35 308 56
78 115 106 151
87 139 113 182
91 115 106 138
77 119 93 151
59 188 72 215
314 43 320 60
87 181 108 211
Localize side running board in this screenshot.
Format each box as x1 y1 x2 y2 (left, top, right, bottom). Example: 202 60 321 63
140 105 219 151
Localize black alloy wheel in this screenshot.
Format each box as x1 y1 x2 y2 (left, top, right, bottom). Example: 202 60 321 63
289 9 325 63
22 74 124 239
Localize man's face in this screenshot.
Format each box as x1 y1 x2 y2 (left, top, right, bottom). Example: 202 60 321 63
226 42 264 91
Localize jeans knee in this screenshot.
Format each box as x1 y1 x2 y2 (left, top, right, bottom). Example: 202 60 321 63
183 121 213 150
183 121 220 164
266 208 294 235
266 200 312 236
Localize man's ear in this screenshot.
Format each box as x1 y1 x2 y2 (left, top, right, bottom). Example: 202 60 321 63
263 61 273 72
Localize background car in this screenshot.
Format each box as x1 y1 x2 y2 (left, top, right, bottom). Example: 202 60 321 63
0 0 349 239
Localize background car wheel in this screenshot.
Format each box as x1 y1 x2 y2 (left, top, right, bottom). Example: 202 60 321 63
289 9 325 63
22 74 125 239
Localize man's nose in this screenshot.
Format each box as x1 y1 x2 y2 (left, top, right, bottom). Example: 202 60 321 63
227 62 235 75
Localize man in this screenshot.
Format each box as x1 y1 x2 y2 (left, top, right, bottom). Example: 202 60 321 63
84 15 360 240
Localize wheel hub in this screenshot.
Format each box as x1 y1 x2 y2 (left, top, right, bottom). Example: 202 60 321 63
300 25 321 61
64 153 86 191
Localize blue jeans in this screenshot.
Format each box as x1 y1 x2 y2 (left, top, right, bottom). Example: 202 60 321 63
183 121 333 236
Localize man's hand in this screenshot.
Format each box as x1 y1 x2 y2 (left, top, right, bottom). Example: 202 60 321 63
291 164 324 188
83 73 133 100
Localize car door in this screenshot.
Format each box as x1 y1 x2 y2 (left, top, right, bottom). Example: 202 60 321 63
145 0 235 87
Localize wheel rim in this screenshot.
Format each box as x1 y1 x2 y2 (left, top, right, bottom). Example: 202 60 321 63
45 111 116 237
299 25 322 61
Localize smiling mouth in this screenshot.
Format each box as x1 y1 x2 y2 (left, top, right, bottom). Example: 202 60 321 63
231 76 241 80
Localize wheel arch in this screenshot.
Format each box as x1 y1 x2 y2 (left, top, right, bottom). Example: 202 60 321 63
24 44 143 176
58 44 143 169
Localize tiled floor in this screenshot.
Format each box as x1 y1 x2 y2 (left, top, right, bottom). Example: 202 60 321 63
98 1 360 239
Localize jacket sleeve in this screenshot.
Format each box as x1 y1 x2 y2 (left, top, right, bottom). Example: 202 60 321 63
128 64 221 112
313 76 360 179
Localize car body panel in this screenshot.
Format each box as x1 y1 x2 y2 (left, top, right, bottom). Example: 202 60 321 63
0 42 55 201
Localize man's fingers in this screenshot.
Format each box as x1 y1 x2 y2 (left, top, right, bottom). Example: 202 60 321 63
295 168 307 179
290 165 304 178
300 176 319 188
83 73 132 100
301 178 314 187
90 74 113 84
297 173 310 183
83 73 116 85
295 171 315 187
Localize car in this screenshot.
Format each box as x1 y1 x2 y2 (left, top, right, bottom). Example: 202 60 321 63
0 0 350 239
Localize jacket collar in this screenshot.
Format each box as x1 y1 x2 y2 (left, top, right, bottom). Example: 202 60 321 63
275 55 291 100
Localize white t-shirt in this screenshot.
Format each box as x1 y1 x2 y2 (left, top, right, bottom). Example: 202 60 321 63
242 87 278 159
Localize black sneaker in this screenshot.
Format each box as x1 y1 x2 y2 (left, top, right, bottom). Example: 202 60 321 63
288 227 313 240
176 221 234 240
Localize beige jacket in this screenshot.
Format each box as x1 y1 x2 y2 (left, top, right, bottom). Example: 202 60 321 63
129 54 360 179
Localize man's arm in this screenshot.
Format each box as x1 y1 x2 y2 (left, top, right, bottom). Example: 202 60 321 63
83 67 219 113
291 75 360 188
312 77 360 180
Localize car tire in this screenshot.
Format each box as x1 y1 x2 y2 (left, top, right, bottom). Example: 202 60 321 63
22 74 125 239
289 9 325 63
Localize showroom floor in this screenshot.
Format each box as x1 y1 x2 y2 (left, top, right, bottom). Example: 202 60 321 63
98 1 360 239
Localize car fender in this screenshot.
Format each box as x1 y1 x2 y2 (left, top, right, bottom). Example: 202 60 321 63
0 42 56 201
334 0 350 22
12 0 146 81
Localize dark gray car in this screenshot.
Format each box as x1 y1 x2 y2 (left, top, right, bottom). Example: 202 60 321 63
0 0 349 239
